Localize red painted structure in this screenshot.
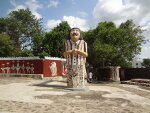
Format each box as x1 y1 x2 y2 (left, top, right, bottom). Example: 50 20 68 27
0 57 66 78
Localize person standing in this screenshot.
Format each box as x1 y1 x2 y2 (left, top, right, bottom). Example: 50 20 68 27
88 72 93 83
63 27 88 88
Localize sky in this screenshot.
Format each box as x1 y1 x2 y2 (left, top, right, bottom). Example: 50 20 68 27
0 0 150 59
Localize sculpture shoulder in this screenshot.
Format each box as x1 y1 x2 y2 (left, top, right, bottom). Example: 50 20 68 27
81 40 87 44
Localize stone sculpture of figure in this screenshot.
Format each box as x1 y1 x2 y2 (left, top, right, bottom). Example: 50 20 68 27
1 64 5 73
63 27 88 88
30 64 34 74
11 61 15 73
21 61 25 74
16 61 20 73
50 62 57 76
26 62 30 74
6 62 10 73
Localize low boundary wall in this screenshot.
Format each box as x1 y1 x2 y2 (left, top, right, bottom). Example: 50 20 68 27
0 57 66 78
119 68 150 81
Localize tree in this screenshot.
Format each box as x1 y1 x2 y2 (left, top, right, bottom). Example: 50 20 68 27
142 59 150 68
9 8 44 50
42 21 71 57
85 22 118 67
0 8 44 56
0 17 21 49
0 34 20 57
84 20 146 67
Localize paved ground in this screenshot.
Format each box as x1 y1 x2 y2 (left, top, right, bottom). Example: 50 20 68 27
0 77 150 113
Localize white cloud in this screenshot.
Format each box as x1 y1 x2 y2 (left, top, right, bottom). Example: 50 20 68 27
47 19 61 29
47 16 89 31
93 0 142 26
32 11 42 19
8 0 42 19
48 0 59 8
25 0 42 11
139 43 150 58
10 0 17 7
25 0 43 19
63 16 89 31
7 5 26 14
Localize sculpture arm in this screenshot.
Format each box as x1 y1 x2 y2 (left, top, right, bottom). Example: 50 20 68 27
63 50 73 58
72 49 88 58
77 50 88 58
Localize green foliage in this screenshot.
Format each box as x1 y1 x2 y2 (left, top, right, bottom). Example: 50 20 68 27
84 20 145 67
38 51 49 59
20 49 34 57
0 8 44 56
142 59 150 68
42 21 71 57
0 17 21 48
0 34 21 57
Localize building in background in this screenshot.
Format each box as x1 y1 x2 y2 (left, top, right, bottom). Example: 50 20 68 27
132 57 144 68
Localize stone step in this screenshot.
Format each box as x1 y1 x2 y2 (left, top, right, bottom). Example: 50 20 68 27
0 73 43 79
121 80 150 87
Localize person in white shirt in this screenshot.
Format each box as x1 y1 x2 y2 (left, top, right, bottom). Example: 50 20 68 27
88 72 93 83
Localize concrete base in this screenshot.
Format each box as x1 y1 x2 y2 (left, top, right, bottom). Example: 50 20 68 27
43 76 67 81
121 79 150 87
0 74 43 79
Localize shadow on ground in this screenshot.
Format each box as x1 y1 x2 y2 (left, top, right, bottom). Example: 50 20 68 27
31 80 68 89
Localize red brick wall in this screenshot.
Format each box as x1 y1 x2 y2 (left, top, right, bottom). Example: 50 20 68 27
0 58 65 77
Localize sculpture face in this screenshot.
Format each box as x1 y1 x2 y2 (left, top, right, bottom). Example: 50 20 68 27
70 28 80 42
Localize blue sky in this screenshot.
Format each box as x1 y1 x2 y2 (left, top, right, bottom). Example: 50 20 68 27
0 0 150 59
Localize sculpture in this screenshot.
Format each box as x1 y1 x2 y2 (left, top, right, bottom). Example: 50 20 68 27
50 62 57 76
63 27 88 88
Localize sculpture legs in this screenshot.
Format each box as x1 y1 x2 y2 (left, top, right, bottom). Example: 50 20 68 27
67 65 87 88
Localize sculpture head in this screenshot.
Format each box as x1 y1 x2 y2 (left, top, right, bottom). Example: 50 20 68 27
68 27 82 42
